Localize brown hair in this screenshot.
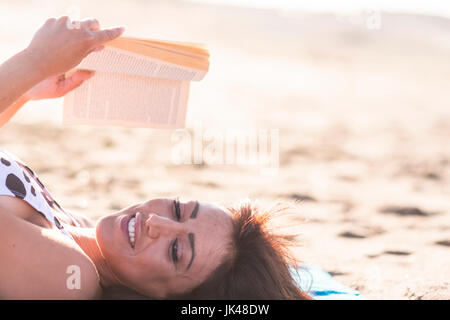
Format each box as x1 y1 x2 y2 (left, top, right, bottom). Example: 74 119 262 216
102 200 311 300
170 199 311 300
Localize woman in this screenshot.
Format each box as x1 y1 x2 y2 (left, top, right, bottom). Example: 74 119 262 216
0 17 310 300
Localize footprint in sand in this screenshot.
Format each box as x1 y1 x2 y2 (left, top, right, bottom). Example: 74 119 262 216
338 226 385 239
367 250 412 259
338 231 366 239
383 250 412 256
434 240 450 247
379 206 433 217
285 193 316 202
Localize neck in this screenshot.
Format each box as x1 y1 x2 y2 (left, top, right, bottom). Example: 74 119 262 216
67 226 123 288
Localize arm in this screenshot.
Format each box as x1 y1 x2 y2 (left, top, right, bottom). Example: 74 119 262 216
0 16 124 120
0 95 29 127
0 69 95 128
0 209 101 299
0 49 45 114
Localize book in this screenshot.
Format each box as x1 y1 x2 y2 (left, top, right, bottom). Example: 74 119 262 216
63 36 210 129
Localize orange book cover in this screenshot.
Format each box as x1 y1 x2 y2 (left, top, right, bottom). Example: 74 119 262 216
107 37 210 71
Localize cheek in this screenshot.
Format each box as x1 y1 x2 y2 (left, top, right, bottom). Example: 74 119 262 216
95 217 130 277
113 260 142 286
116 255 166 294
135 248 172 287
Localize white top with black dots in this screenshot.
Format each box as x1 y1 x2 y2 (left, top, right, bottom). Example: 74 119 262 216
0 149 80 240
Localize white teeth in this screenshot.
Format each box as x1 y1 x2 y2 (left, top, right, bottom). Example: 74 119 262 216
128 217 136 247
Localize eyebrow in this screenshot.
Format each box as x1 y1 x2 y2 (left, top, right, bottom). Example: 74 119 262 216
190 201 199 219
186 201 199 271
186 232 195 270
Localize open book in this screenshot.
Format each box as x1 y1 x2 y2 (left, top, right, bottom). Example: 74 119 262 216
63 37 210 129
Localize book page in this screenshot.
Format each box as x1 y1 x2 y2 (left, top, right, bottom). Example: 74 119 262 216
78 47 208 81
63 72 190 129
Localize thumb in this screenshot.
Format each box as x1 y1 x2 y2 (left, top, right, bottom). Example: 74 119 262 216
57 70 95 96
91 26 125 45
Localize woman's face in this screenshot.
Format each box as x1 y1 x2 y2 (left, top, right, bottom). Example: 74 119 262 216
95 198 233 298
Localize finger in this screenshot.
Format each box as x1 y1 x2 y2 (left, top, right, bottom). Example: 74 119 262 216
60 16 79 30
57 15 71 26
81 18 100 31
69 20 82 30
56 70 95 96
91 26 125 45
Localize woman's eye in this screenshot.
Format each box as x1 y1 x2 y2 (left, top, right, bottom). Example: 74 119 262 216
173 199 181 221
171 238 179 265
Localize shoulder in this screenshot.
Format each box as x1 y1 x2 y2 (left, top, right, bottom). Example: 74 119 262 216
62 249 102 299
0 210 101 299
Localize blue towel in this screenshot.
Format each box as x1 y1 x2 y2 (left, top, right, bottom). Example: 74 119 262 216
291 265 364 300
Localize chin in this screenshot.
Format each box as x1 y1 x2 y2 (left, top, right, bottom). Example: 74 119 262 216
95 215 116 258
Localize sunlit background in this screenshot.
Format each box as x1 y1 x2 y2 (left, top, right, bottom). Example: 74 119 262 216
1 0 449 299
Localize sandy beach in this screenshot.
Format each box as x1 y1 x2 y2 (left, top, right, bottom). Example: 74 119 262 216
0 0 449 299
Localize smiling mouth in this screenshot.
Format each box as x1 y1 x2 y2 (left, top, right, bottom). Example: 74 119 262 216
128 215 136 248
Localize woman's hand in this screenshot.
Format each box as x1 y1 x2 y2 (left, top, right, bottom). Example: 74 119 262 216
25 16 124 79
24 69 94 101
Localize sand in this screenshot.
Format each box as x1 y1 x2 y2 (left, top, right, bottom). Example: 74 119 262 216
0 0 449 299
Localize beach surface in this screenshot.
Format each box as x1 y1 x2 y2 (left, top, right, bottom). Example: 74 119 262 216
0 0 449 299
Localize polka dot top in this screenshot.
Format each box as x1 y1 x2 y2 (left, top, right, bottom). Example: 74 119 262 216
0 149 80 240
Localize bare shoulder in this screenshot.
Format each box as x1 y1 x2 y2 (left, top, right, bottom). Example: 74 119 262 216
0 210 101 299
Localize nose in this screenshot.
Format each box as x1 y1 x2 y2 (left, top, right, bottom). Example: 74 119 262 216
145 214 188 239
